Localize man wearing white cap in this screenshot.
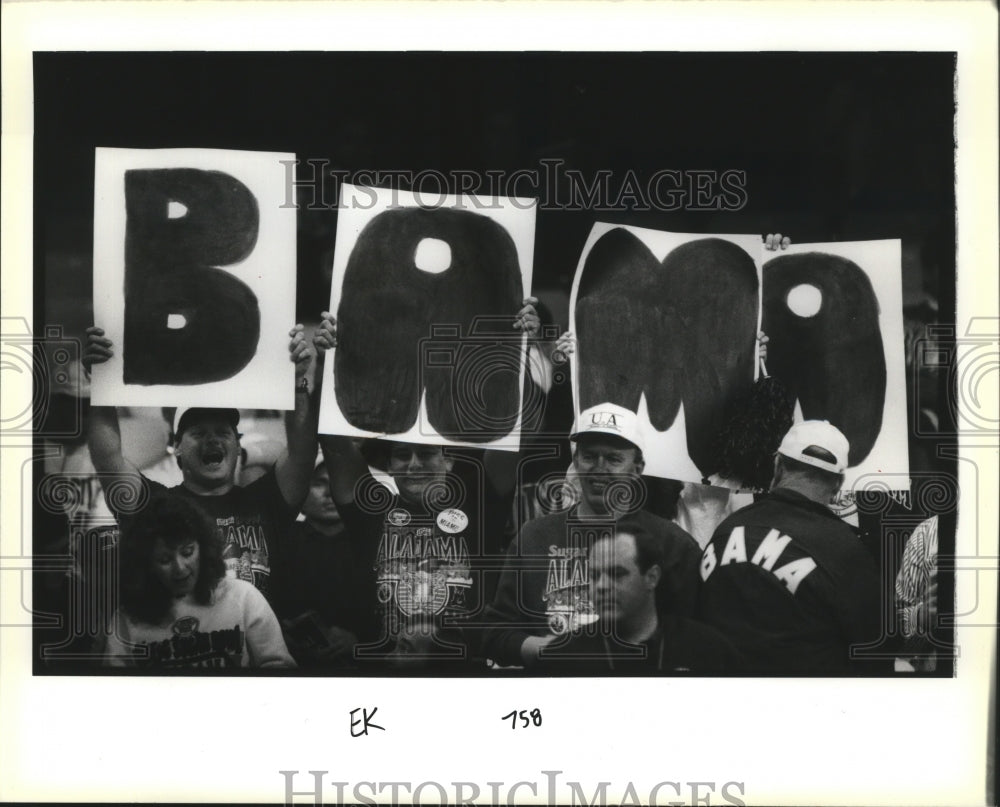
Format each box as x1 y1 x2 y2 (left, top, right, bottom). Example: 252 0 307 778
697 420 884 673
480 402 701 668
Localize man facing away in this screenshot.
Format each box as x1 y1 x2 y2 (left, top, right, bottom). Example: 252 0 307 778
697 420 886 674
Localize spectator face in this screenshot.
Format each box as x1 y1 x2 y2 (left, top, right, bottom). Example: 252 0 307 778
302 464 342 528
573 436 644 513
175 417 240 487
151 537 201 598
387 443 453 507
589 532 658 627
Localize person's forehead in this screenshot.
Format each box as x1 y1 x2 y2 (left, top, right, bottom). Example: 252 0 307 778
389 442 443 456
152 534 195 550
575 435 636 454
183 417 237 434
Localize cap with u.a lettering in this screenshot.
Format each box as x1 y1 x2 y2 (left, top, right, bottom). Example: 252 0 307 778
570 402 645 453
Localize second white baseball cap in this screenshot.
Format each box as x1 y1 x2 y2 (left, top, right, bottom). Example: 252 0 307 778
570 402 645 453
777 420 850 474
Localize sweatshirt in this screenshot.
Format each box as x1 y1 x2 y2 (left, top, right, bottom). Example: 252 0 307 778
479 507 701 667
103 577 295 669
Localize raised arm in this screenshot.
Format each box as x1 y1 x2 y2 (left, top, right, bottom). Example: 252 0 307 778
312 312 371 508
484 297 542 498
82 327 141 481
275 324 319 510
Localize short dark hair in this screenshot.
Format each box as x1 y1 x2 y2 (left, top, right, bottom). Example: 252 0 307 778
118 494 226 624
610 519 677 614
613 519 664 573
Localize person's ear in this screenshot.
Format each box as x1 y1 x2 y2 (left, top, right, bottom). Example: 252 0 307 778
633 452 645 475
770 455 782 488
645 564 662 591
829 473 846 503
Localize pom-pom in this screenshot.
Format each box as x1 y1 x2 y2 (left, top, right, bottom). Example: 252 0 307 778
711 374 796 492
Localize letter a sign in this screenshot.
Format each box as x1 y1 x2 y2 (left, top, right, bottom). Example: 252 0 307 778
91 147 297 410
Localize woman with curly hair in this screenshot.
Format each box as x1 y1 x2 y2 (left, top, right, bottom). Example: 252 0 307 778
103 494 294 669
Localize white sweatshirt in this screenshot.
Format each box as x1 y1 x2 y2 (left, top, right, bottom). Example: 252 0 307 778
104 577 295 669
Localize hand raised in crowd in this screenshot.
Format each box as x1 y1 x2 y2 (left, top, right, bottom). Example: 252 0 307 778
289 323 313 381
553 330 576 363
81 326 113 372
513 296 541 340
757 330 769 362
758 232 786 369
764 232 791 251
313 311 338 353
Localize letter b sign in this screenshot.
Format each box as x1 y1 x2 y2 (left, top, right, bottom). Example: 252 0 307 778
122 168 261 385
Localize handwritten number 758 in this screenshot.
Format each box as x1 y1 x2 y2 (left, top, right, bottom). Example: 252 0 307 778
501 709 542 729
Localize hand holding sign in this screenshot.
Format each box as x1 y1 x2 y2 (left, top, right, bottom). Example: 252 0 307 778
289 324 312 383
82 326 113 372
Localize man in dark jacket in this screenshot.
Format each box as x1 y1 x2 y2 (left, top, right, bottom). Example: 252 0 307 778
697 420 886 674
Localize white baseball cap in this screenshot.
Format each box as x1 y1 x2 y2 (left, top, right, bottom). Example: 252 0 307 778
570 403 645 454
777 420 850 474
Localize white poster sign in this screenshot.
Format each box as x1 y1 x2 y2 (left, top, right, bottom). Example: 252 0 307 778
91 147 297 409
318 183 537 451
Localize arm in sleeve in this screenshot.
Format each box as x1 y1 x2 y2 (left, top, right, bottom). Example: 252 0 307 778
836 541 891 671
895 518 936 645
101 610 137 667
477 533 549 667
660 524 703 618
243 584 297 668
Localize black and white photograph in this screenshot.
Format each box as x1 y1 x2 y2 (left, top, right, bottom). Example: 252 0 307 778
2 2 996 804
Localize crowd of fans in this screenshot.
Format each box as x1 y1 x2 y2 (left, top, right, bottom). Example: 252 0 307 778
31 237 951 675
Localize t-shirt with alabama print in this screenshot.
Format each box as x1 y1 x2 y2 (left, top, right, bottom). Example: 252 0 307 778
338 474 491 663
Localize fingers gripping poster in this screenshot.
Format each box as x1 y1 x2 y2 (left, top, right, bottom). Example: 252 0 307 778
571 224 908 489
318 184 537 450
91 147 297 410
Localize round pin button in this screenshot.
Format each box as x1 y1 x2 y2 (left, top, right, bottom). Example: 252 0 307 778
436 508 468 534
